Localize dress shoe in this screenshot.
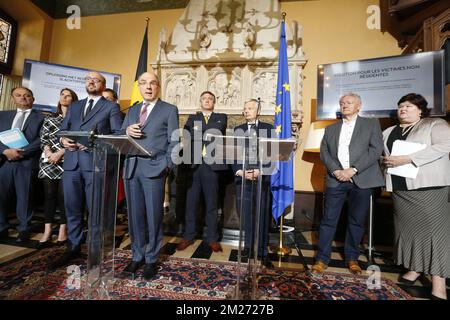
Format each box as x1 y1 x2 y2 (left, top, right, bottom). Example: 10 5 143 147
16 231 30 243
311 260 328 275
208 241 223 252
430 294 447 301
0 229 9 239
347 260 362 275
176 239 194 251
48 249 81 271
261 256 274 269
397 274 420 285
143 263 158 280
56 240 67 246
37 240 52 250
123 260 144 274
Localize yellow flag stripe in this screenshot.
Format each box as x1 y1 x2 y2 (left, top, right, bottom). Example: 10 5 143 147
130 80 143 106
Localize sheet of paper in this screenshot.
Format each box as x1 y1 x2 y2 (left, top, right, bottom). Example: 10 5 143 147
387 140 427 179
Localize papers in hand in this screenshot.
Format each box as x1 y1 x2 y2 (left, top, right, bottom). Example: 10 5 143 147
387 140 426 179
0 128 29 149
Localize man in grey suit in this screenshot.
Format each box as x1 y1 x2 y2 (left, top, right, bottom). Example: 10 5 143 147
311 93 384 275
122 72 179 280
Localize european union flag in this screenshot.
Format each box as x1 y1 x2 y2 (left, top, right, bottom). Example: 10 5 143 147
270 20 294 221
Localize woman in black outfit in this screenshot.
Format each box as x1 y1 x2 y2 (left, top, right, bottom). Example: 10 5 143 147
37 88 78 248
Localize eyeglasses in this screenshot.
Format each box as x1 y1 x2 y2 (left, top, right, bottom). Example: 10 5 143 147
138 80 159 87
85 77 103 83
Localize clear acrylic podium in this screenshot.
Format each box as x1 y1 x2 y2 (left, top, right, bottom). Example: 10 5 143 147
206 132 296 300
58 131 150 299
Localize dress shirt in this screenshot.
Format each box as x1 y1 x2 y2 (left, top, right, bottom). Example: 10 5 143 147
11 108 32 130
83 95 102 117
337 116 357 169
140 99 157 123
247 120 259 131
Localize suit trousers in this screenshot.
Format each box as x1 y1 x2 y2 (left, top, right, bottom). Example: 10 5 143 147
124 160 166 263
42 178 66 224
235 179 271 257
316 181 372 264
63 168 93 250
0 161 34 233
184 163 219 243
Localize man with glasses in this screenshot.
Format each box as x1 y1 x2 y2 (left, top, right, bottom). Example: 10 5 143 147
49 71 123 270
121 72 179 280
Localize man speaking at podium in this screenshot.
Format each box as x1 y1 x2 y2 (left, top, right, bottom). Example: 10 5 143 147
232 99 274 268
121 72 179 280
49 72 123 270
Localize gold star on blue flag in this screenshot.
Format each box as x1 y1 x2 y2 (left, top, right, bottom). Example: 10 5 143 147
271 19 294 222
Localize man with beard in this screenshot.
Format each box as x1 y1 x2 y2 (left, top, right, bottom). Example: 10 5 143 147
49 71 123 270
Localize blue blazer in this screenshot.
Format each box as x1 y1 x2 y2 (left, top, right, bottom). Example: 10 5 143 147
60 97 123 171
121 99 179 179
0 109 45 170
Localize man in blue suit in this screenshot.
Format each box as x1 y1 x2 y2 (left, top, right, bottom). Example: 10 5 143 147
49 72 123 269
232 99 274 268
121 72 179 280
0 87 44 242
176 91 227 253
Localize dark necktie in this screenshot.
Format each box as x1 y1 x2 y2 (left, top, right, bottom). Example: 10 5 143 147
139 102 149 124
13 111 26 130
84 99 94 119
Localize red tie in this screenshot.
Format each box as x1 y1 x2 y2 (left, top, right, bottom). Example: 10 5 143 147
139 102 149 124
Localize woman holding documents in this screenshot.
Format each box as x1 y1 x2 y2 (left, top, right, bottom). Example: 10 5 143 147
37 88 78 248
382 93 450 300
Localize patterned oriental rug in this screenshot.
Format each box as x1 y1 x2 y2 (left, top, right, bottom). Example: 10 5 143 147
0 248 412 300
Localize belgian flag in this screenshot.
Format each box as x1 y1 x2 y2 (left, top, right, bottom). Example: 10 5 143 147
130 19 149 106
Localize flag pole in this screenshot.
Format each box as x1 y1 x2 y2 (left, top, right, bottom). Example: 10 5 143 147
270 211 292 256
270 11 292 258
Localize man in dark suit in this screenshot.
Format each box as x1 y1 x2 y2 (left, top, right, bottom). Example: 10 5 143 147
176 91 227 253
49 72 123 269
0 87 44 242
311 93 385 275
121 72 179 279
232 99 274 268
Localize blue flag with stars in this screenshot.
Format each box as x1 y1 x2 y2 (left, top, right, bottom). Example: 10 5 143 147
270 20 294 221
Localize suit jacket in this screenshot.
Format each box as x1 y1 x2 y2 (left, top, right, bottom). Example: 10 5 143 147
231 121 274 180
382 117 450 191
320 116 385 189
122 99 179 179
0 109 45 170
60 97 123 171
184 111 228 171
